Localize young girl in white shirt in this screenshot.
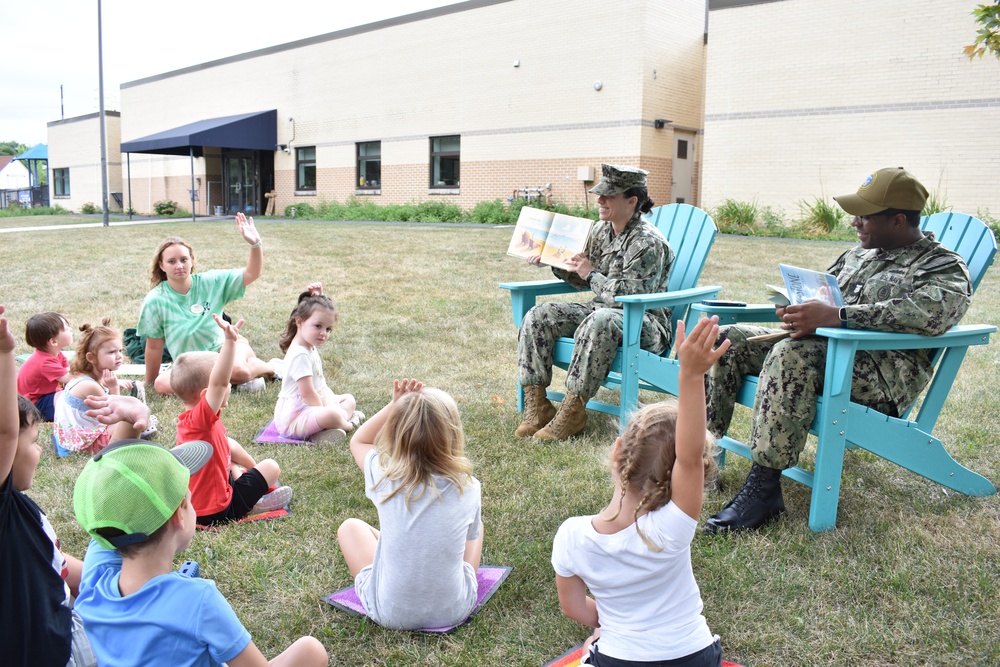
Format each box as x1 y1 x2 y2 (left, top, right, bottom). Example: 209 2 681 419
273 283 363 442
337 379 484 630
551 316 731 667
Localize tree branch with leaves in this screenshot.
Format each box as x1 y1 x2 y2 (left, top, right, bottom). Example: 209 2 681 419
965 1 1000 60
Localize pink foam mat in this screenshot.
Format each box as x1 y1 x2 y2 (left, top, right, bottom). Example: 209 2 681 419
324 565 511 633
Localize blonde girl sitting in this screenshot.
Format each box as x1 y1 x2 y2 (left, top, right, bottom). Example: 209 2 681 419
273 283 363 442
337 379 484 630
53 320 153 454
551 316 731 667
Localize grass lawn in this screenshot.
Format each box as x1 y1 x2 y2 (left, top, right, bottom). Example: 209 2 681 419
3 217 998 667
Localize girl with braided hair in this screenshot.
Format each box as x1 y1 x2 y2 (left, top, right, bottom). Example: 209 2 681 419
272 282 364 442
551 316 731 667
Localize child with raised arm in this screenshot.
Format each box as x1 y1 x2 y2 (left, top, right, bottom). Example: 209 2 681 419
337 379 484 630
172 314 291 525
17 311 72 421
72 437 328 667
273 283 363 443
0 305 97 667
53 319 152 454
551 316 731 667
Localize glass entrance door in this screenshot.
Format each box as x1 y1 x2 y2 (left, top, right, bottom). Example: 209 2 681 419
223 151 258 214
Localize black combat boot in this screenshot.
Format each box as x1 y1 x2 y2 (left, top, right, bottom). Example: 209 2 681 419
704 463 785 534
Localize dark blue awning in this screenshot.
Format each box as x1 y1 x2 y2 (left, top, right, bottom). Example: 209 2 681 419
120 110 277 156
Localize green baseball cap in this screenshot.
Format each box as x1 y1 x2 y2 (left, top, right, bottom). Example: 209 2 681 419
74 439 212 550
588 164 649 196
833 167 928 216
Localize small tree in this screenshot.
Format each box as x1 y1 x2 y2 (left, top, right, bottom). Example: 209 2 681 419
964 1 1000 60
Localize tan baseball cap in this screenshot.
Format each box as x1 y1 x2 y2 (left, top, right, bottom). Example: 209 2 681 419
834 167 928 216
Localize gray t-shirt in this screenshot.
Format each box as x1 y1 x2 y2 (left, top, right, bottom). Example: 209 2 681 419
356 448 481 630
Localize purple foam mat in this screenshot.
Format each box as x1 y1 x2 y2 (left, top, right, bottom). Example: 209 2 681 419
254 420 312 445
325 565 512 633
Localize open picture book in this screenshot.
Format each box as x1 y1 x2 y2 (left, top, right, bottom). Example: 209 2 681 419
750 264 844 342
506 206 594 270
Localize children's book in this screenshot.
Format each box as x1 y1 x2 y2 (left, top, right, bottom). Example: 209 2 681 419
751 264 844 342
506 206 593 271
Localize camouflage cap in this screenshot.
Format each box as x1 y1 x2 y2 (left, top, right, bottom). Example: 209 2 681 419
588 164 649 196
834 167 928 216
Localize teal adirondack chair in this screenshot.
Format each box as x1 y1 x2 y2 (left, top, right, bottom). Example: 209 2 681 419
500 203 721 429
690 211 997 532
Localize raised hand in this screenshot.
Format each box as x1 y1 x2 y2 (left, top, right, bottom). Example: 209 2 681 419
306 282 323 296
213 313 244 342
0 305 13 354
391 378 425 403
235 211 261 246
675 316 731 377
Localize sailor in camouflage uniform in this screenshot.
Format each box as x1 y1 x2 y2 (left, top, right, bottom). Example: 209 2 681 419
704 167 972 533
516 165 675 440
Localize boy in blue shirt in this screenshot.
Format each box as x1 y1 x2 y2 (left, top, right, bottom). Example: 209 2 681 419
72 435 327 667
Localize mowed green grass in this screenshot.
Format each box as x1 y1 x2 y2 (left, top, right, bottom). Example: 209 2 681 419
3 217 998 667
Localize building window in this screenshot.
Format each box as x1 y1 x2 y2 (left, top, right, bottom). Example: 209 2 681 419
677 140 688 160
430 135 460 188
296 147 316 191
357 141 381 189
53 168 70 197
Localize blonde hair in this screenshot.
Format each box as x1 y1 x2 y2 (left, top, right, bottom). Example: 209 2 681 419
169 351 218 404
70 318 120 379
150 236 195 288
373 387 473 508
607 401 718 551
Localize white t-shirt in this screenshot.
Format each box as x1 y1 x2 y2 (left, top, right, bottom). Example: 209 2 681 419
551 501 715 662
356 448 481 630
278 342 326 399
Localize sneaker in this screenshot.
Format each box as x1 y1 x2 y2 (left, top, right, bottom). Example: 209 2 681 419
129 379 147 404
268 358 285 381
349 410 366 429
251 485 292 514
140 414 159 441
311 428 347 445
234 377 266 393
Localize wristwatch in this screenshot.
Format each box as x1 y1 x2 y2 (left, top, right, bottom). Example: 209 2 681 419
586 270 596 286
839 307 848 328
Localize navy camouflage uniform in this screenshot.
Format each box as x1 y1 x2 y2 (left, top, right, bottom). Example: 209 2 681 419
518 209 675 400
708 232 972 470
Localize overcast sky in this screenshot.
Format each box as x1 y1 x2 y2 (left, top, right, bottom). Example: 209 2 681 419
1 0 459 146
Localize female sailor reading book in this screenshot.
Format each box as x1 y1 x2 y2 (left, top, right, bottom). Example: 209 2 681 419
514 164 675 441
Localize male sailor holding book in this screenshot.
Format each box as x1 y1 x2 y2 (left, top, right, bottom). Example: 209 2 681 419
703 167 972 533
515 164 674 441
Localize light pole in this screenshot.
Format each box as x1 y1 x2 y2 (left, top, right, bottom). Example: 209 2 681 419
97 0 109 227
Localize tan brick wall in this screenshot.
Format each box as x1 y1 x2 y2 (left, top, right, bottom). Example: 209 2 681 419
703 0 1000 215
47 113 122 211
118 0 708 213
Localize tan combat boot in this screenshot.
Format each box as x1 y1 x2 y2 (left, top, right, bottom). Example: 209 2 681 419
515 385 557 438
533 393 588 441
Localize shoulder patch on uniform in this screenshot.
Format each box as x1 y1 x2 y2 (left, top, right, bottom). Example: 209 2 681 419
920 254 961 272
